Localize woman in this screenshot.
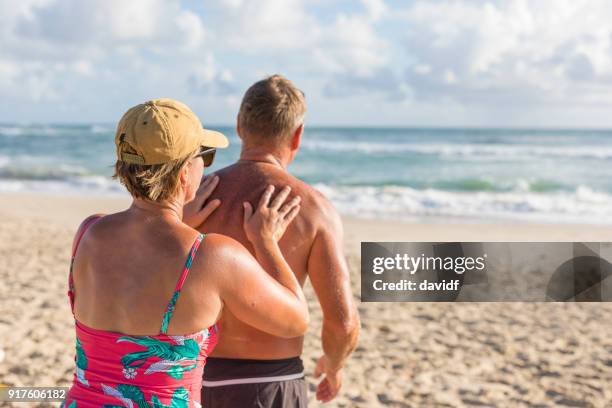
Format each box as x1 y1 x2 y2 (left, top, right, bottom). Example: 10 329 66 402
62 98 308 408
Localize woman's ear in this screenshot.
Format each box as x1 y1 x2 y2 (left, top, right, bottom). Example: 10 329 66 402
179 162 191 191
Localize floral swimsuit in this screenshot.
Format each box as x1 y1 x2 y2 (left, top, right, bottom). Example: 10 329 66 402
63 217 218 408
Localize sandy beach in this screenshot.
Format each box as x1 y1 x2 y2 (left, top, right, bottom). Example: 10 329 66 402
2 192 612 407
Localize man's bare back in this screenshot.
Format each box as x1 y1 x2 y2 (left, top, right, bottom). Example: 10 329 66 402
197 74 359 404
199 160 330 359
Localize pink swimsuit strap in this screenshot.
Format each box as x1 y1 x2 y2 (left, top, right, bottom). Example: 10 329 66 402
68 215 103 314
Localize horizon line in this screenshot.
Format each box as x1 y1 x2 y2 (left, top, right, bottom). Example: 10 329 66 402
2 122 612 132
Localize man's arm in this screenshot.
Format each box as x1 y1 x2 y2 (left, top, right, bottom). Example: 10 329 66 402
307 202 360 402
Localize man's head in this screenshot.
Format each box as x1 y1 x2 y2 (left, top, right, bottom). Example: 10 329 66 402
237 75 306 162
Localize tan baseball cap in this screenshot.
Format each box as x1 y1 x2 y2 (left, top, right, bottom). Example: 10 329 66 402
115 98 229 165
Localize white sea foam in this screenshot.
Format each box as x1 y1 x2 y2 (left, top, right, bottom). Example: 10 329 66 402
90 124 113 133
302 140 612 160
314 183 612 224
0 175 126 196
0 125 72 137
1 174 610 223
0 126 24 136
1 125 611 223
0 163 92 180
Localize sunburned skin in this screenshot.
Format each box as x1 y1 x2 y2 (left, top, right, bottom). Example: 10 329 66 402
71 159 308 344
188 73 360 402
197 155 360 404
198 161 321 359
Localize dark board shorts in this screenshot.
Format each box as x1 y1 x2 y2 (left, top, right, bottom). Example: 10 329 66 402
202 356 307 408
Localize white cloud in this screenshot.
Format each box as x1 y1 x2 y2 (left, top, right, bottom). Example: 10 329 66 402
188 54 237 98
314 13 389 77
175 10 206 50
1 0 392 106
211 0 316 51
209 0 389 77
15 0 206 50
414 64 431 75
4 0 612 125
0 0 209 102
361 0 388 22
401 0 612 105
443 69 457 85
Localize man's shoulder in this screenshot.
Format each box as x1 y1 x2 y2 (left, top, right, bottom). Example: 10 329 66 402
284 178 341 231
282 174 324 200
267 172 335 214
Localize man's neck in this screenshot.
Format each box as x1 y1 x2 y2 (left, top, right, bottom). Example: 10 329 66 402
239 146 290 169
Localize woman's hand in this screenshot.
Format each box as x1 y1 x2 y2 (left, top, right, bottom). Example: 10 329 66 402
183 175 221 228
243 185 301 245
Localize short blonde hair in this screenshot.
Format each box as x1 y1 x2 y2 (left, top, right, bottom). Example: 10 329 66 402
238 74 306 143
113 149 198 202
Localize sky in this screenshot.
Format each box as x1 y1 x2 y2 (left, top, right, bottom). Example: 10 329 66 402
2 0 612 127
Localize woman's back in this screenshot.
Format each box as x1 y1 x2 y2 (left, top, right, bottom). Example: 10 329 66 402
71 211 220 335
65 213 219 408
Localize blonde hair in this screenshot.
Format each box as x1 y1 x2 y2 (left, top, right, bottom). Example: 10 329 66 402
238 74 306 143
113 149 198 202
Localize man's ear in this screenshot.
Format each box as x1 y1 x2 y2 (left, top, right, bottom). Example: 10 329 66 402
236 115 242 140
291 123 304 151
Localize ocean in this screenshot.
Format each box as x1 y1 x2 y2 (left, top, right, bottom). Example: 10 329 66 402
1 124 612 223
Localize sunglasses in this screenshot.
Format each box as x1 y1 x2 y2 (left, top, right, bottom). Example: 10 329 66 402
195 147 216 167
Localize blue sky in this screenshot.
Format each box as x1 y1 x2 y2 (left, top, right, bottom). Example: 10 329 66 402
2 0 612 127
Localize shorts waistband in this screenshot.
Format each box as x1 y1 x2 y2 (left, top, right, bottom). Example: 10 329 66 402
203 356 304 386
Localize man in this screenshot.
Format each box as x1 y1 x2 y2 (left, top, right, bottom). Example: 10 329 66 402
197 75 360 407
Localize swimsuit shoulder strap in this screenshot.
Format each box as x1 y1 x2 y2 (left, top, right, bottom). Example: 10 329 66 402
69 215 104 314
160 233 205 334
